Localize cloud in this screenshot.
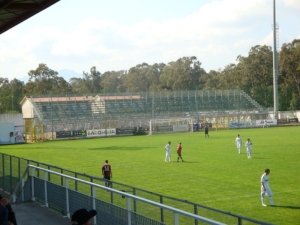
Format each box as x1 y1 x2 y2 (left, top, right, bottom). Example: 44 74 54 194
283 0 300 9
1 0 300 80
234 39 253 48
259 32 273 46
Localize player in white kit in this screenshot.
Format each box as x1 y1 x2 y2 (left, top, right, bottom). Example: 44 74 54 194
165 141 171 162
261 169 275 206
235 134 242 154
245 138 252 159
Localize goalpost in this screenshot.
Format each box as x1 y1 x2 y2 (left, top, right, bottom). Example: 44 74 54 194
148 118 193 135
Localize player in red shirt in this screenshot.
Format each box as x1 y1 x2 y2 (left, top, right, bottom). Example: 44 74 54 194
177 143 184 162
102 160 112 187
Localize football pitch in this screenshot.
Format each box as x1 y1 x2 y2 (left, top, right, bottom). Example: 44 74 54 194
1 126 300 224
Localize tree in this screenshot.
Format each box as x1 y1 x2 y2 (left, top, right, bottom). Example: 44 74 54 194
24 63 70 94
0 78 24 113
204 70 221 89
122 63 165 92
236 45 273 88
290 93 300 110
145 63 166 91
160 56 203 90
123 63 150 92
82 66 101 93
69 78 86 93
217 64 241 89
235 45 274 107
100 70 126 93
279 39 300 109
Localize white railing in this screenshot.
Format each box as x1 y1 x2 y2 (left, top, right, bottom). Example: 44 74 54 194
15 165 225 225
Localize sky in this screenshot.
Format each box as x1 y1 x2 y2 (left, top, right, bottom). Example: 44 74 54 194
0 0 300 82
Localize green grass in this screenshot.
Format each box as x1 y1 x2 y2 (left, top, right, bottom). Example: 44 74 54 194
1 126 300 224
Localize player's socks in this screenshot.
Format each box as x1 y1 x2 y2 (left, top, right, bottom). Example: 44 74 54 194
270 197 274 205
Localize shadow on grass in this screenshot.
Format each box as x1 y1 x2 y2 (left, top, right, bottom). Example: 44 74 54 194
271 205 300 209
172 161 199 163
252 158 266 159
88 146 153 151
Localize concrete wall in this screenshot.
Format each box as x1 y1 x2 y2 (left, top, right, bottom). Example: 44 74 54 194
278 111 300 119
0 122 15 144
0 114 24 132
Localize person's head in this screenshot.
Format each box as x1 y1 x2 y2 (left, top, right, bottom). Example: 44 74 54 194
237 134 240 137
0 195 8 206
105 160 108 163
265 169 270 175
71 208 97 225
179 142 181 145
247 138 250 141
168 141 171 144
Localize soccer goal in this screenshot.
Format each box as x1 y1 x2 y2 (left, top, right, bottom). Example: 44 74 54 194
148 118 193 135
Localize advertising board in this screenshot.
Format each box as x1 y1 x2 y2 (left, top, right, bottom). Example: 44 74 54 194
173 125 189 132
229 121 254 128
87 128 116 137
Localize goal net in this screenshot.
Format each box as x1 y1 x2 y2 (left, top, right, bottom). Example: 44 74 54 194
149 118 193 135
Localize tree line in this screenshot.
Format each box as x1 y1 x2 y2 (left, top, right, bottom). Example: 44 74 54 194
1 39 300 114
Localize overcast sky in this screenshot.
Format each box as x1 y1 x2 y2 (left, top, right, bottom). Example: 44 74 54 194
0 0 300 81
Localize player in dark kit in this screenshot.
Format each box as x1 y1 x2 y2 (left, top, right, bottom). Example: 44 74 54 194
204 125 209 138
102 160 112 187
177 142 184 162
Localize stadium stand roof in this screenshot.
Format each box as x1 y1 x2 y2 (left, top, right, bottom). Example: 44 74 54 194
0 0 60 35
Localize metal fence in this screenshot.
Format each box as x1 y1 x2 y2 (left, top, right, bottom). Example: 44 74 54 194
13 165 225 225
0 153 274 225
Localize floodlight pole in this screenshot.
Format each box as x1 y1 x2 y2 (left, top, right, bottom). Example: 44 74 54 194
272 0 279 119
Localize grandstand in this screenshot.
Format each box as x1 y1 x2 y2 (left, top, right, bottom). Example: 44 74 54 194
20 89 266 138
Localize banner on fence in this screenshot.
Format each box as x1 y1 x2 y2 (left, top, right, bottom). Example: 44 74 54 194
56 130 71 138
56 130 82 138
287 118 299 123
277 118 298 124
229 121 254 128
87 128 116 137
116 128 135 135
173 125 189 132
255 119 277 126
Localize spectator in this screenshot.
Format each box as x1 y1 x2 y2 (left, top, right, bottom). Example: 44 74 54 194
0 196 8 225
71 208 97 225
0 195 16 225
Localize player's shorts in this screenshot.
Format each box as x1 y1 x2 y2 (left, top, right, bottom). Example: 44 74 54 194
261 187 272 197
177 152 182 156
104 176 111 181
237 143 241 149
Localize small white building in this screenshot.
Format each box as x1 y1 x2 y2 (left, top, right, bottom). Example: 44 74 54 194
0 122 17 144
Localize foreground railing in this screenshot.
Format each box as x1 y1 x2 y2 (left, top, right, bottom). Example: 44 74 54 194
2 153 275 225
12 165 225 225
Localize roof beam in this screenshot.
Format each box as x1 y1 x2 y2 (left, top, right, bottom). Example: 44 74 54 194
3 3 42 10
0 0 60 34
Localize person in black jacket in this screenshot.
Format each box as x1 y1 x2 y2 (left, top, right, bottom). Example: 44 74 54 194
0 195 17 225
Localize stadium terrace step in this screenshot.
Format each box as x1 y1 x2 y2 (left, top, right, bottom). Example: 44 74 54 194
11 201 70 225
